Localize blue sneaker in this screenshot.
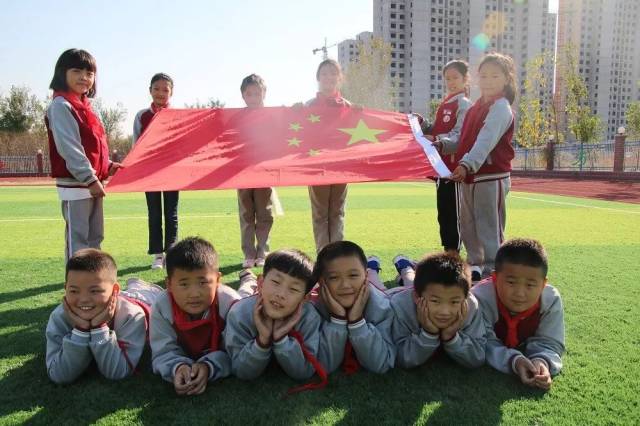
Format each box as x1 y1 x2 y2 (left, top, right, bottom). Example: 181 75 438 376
367 255 381 273
393 255 415 275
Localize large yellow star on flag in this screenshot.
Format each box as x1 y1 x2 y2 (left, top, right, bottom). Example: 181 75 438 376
338 119 386 146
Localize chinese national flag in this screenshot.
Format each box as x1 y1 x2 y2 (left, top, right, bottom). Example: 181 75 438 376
106 106 450 193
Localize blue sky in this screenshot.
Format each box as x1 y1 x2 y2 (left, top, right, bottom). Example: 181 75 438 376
0 0 557 134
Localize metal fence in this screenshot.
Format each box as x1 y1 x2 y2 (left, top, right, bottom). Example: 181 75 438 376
625 140 640 172
514 141 640 172
0 155 50 176
512 146 547 171
3 141 640 176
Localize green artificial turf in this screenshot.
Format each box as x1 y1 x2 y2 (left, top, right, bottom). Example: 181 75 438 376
0 182 638 425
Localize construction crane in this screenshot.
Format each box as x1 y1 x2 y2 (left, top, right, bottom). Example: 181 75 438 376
312 37 337 60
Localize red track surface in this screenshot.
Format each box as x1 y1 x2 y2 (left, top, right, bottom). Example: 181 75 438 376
2 176 639 204
511 177 640 204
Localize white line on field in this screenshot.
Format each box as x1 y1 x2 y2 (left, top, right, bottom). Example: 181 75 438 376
509 195 640 215
398 182 640 215
0 214 233 223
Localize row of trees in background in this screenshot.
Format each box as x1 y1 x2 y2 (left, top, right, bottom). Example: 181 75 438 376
515 43 609 148
0 87 226 156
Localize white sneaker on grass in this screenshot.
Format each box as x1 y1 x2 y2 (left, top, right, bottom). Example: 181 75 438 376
151 253 164 270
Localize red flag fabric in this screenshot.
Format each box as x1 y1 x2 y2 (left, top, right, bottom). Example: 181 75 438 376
106 106 450 193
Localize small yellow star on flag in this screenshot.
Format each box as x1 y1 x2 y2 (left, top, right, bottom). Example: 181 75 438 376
287 137 302 147
308 149 320 157
338 119 386 146
307 114 321 123
289 122 303 131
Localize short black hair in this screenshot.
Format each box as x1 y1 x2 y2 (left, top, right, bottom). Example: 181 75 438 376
240 73 266 93
150 72 174 89
312 241 367 284
65 248 117 281
263 249 315 293
49 49 98 97
495 238 548 277
166 237 218 278
413 253 470 297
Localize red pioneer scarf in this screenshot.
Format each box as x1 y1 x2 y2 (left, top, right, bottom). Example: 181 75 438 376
53 91 106 141
169 293 224 359
495 289 541 349
286 330 328 395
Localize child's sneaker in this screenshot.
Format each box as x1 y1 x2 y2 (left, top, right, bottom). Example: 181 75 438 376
242 258 256 268
393 255 415 286
239 268 257 281
470 265 483 283
238 268 258 297
366 255 381 273
151 253 164 270
255 257 266 267
393 255 414 275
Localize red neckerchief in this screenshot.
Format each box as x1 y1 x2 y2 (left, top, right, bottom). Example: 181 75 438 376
286 330 329 395
53 91 105 140
342 340 360 375
150 102 169 114
495 287 541 349
169 292 223 359
315 91 347 107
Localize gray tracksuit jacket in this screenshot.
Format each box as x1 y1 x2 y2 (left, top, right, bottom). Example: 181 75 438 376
46 96 103 188
313 283 396 374
471 280 565 376
224 296 322 380
390 288 486 369
149 285 240 383
458 98 514 176
45 295 147 384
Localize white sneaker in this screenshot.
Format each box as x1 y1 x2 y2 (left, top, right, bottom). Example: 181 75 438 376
151 253 164 270
242 258 256 268
255 257 266 267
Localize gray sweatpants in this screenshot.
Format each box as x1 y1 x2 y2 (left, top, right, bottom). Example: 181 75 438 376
308 184 348 252
237 188 273 260
457 177 510 276
61 197 104 262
